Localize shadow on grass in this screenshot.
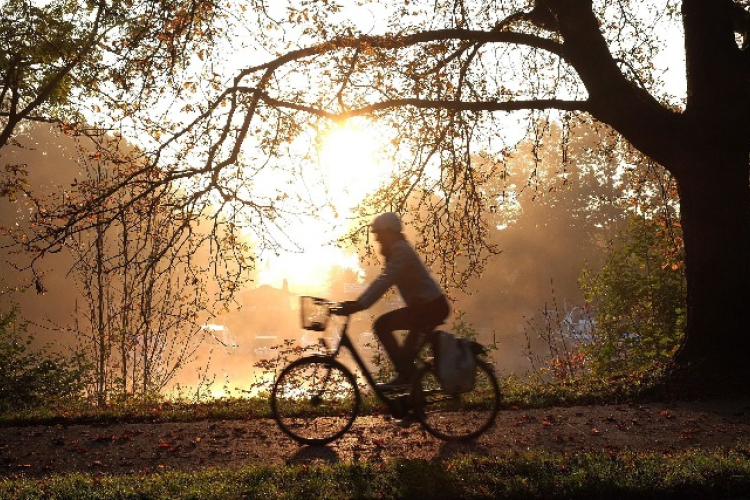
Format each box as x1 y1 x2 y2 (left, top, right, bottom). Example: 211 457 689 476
438 440 492 461
286 445 341 465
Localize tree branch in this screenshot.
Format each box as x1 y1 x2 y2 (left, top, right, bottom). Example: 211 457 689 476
329 97 590 118
541 0 684 167
237 29 564 81
0 2 107 148
246 87 588 119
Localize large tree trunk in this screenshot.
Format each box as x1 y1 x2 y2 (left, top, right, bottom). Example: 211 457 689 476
672 146 750 392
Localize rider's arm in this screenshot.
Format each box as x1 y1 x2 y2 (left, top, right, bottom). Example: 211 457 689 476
356 242 410 309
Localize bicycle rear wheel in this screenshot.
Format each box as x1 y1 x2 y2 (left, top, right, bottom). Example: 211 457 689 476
271 356 360 446
412 359 500 442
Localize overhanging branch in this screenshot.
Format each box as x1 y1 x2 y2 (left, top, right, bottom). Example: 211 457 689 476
253 92 589 119
238 29 564 80
336 98 588 117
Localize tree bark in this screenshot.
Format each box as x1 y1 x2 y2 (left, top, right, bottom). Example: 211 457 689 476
672 146 750 390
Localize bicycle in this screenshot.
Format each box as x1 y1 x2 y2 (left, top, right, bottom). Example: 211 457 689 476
270 296 501 445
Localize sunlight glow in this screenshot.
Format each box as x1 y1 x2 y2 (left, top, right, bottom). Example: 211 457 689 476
319 124 387 211
256 122 391 292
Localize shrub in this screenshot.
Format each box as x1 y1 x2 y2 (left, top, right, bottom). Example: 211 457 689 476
0 304 91 412
580 214 686 375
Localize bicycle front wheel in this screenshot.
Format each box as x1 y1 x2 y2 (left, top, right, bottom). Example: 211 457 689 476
271 356 360 446
412 359 500 442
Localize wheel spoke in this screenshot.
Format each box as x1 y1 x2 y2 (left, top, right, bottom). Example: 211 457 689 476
413 360 500 441
271 357 359 445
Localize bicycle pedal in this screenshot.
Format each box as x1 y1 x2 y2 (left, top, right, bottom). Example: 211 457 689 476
376 383 410 392
395 415 417 428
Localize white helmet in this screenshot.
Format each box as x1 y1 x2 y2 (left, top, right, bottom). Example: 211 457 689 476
371 212 402 234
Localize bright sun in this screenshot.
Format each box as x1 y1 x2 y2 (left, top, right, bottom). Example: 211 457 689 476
255 122 391 292
318 123 388 212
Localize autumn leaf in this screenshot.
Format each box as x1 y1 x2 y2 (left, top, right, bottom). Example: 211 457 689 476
159 441 175 450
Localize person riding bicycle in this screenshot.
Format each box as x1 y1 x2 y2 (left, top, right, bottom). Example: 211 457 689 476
338 212 450 389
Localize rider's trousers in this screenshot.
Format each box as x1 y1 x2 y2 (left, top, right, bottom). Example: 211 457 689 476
372 295 450 378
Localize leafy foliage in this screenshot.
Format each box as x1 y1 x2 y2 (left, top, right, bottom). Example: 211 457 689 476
0 0 223 146
0 302 90 412
581 214 686 375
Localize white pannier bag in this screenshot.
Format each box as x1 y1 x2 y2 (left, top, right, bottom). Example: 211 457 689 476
432 330 477 394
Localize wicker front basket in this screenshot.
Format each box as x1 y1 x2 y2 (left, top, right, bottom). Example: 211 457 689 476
300 296 330 331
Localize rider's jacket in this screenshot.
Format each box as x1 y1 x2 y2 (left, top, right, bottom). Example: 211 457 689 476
356 239 444 309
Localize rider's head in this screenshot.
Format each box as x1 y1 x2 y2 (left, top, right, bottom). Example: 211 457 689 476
371 212 403 255
371 212 402 234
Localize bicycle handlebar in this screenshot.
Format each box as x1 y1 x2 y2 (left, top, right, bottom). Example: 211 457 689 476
301 296 350 330
329 304 349 316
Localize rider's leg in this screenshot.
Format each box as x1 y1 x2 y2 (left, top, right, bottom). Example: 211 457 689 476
373 309 413 382
401 296 450 370
373 295 450 384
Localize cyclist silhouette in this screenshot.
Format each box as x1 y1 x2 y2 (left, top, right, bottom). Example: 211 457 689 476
338 212 450 388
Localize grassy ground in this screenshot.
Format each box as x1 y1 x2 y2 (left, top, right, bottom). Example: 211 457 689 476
1 450 749 500
4 369 747 499
0 369 666 427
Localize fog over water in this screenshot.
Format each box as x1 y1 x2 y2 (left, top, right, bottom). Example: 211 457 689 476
1 123 629 396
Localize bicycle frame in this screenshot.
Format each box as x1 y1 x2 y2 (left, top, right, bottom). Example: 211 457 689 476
320 314 420 419
274 297 501 444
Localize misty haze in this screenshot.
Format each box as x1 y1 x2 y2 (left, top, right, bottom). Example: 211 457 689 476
0 119 645 399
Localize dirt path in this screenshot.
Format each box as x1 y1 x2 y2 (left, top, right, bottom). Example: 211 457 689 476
2 398 749 478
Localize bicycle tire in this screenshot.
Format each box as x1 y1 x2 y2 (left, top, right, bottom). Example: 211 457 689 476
412 358 500 442
271 356 360 446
